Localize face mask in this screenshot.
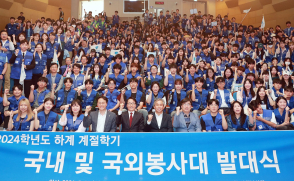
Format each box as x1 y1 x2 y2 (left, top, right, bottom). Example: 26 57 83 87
268 45 273 48
285 62 290 65
72 25 76 28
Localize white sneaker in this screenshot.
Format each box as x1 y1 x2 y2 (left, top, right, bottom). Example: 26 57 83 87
2 128 6 131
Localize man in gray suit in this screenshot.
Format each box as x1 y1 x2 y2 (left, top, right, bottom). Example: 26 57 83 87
83 96 117 132
173 98 201 132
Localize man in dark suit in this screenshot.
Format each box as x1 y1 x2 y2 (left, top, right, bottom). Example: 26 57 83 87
145 98 173 132
83 96 117 132
117 97 144 132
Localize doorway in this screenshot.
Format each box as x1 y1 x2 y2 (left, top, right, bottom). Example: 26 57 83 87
81 1 104 19
153 8 164 18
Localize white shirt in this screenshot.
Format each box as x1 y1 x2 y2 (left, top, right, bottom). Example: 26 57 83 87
147 113 163 128
96 111 107 132
1 40 15 51
210 89 234 108
118 110 135 119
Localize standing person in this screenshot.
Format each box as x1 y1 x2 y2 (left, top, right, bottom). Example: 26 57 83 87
17 12 25 23
0 41 8 93
145 98 173 132
59 8 64 21
83 96 117 132
32 43 47 88
44 32 61 70
9 40 35 98
112 11 120 26
7 99 34 131
117 97 145 132
173 98 201 132
33 98 58 131
44 63 63 92
1 30 15 92
5 17 18 37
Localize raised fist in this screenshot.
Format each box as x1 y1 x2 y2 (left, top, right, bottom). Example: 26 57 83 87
30 85 34 90
4 89 9 95
119 103 124 110
85 106 92 113
219 109 224 115
148 114 153 121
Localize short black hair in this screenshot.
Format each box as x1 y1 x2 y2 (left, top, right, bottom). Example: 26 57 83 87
12 84 23 91
64 77 73 84
107 78 116 85
97 96 108 104
127 97 137 106
73 63 81 69
85 79 94 85
129 78 138 83
38 77 48 84
113 63 122 70
207 99 219 106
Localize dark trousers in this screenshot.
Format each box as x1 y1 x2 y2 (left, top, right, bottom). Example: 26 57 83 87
3 116 9 129
32 74 42 89
13 79 32 98
46 58 53 71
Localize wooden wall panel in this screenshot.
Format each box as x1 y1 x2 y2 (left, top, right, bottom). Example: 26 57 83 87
216 0 294 29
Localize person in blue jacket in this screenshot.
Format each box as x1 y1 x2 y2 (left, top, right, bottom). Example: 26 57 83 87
102 78 121 114
0 40 8 92
29 77 51 111
226 101 255 131
8 99 34 131
185 64 199 91
191 77 209 116
5 17 18 37
200 99 226 132
248 100 277 131
32 43 47 87
146 81 166 114
59 99 86 132
67 63 85 90
52 77 77 113
44 32 61 70
106 64 124 89
272 97 293 130
168 79 187 116
77 79 98 110
9 40 36 98
34 97 58 131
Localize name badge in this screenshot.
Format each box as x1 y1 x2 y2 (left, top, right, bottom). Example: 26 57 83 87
70 98 73 101
173 101 175 105
195 99 198 102
15 61 19 64
169 84 172 86
36 62 38 64
47 48 50 51
57 97 61 100
207 84 210 86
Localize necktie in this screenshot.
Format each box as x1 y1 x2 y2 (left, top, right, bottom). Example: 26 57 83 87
129 112 133 128
22 53 25 62
63 66 69 77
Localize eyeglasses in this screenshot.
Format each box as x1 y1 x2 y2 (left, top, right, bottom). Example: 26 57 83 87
183 103 191 106
127 102 136 105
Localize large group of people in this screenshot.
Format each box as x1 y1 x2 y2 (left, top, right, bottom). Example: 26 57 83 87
1 8 294 132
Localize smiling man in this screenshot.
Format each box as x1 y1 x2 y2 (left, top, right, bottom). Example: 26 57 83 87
144 98 173 132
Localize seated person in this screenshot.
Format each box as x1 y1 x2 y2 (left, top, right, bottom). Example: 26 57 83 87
110 54 126 74
44 63 63 92
145 98 173 132
3 85 26 130
226 101 255 131
210 77 234 115
59 99 86 132
102 79 120 114
173 98 201 132
33 98 59 131
191 77 209 116
200 99 226 132
29 77 52 111
248 100 276 131
185 64 200 91
164 63 183 91
168 79 187 116
60 57 72 76
66 63 85 90
52 77 77 113
77 79 98 109
146 81 166 114
270 78 283 101
106 64 125 89
120 78 148 123
145 65 163 90
7 99 34 131
83 96 117 132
